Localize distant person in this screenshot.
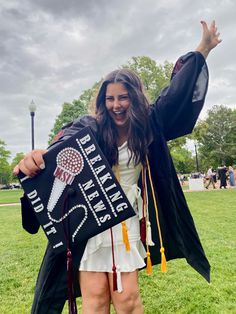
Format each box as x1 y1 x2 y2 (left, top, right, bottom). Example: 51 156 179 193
212 169 217 183
218 165 227 189
228 166 235 186
180 174 185 186
205 167 216 189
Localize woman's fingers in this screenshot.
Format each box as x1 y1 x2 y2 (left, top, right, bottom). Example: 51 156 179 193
210 20 216 31
13 164 20 176
31 149 47 169
201 20 222 49
200 20 207 31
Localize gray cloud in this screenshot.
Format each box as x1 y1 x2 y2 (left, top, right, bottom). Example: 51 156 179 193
0 0 235 159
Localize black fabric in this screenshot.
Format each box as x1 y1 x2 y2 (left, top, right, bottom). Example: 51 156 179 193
21 195 40 234
20 51 211 313
218 166 227 188
31 242 87 314
154 51 208 140
145 52 210 281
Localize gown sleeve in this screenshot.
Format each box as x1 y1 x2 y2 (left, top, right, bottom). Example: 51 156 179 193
151 51 209 141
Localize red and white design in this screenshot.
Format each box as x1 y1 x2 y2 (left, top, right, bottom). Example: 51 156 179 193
47 147 84 212
54 147 84 184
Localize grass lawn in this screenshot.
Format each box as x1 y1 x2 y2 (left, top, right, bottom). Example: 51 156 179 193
0 189 23 204
0 189 235 313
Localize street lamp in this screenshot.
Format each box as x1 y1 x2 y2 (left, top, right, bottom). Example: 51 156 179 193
194 141 200 173
29 100 37 150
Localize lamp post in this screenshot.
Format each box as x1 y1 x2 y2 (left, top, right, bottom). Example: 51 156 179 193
29 100 37 150
194 141 200 173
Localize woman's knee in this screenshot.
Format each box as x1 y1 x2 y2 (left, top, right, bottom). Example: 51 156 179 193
109 271 143 313
79 271 111 310
115 290 142 311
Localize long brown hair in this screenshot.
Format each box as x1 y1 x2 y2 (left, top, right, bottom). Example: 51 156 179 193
95 68 150 166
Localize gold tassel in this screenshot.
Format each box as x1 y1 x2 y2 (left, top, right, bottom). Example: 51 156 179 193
121 221 130 252
160 247 167 273
114 164 130 252
146 251 152 275
146 156 168 274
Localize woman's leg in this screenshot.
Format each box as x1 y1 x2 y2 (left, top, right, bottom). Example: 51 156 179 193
109 271 144 314
79 271 111 314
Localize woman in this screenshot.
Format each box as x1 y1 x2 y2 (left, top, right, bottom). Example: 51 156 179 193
228 166 235 186
218 164 228 189
14 20 221 314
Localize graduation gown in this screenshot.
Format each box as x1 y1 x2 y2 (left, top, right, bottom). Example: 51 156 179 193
21 51 210 313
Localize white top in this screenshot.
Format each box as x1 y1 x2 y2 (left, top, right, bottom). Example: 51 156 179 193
79 141 146 272
207 168 213 177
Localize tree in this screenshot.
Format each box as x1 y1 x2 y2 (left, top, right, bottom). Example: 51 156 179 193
168 136 187 151
0 140 11 185
192 105 236 168
171 146 195 174
10 152 25 182
123 56 173 103
11 152 25 169
48 81 101 144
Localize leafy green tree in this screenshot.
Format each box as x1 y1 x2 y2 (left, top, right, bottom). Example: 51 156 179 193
192 105 236 168
0 140 11 185
48 81 101 144
10 152 25 182
168 136 197 173
11 153 25 168
171 146 195 173
123 56 173 103
168 136 187 151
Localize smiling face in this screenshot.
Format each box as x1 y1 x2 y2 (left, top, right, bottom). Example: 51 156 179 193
105 82 131 133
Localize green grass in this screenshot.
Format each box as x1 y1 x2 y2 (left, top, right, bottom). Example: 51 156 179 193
0 189 235 313
0 189 23 204
139 189 236 314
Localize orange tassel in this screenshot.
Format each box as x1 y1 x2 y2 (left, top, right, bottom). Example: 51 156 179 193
146 252 152 275
121 221 130 252
146 156 168 274
160 247 167 273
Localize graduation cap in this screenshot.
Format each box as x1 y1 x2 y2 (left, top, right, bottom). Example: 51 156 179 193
18 126 135 313
18 126 135 253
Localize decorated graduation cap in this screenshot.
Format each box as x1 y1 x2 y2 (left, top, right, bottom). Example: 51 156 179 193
18 126 136 254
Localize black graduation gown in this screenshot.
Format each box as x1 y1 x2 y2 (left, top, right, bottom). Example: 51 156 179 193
21 51 210 313
218 166 227 187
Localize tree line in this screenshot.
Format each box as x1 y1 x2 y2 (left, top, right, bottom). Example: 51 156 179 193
1 56 235 185
0 142 24 185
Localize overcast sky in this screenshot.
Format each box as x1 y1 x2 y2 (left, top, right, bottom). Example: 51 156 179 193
0 0 235 159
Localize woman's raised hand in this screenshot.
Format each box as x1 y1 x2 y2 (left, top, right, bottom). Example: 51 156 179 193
13 149 48 177
196 20 222 58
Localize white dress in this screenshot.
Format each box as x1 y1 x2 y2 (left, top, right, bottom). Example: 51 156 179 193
79 141 146 272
